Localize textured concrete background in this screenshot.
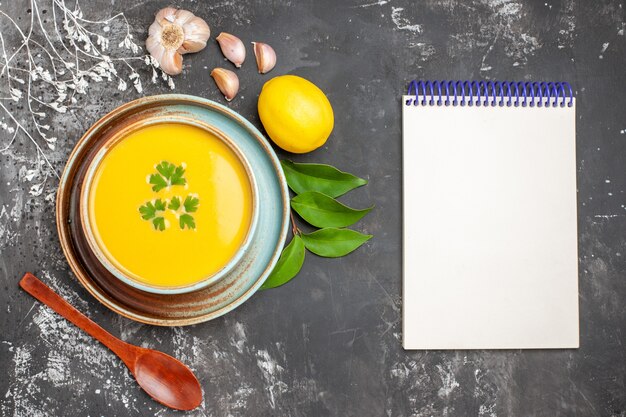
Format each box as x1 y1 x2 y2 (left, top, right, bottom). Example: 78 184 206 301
1 0 625 416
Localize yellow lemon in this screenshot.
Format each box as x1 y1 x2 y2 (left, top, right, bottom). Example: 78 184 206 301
258 75 334 153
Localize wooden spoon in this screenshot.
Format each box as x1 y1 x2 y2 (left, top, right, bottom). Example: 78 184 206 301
19 273 203 411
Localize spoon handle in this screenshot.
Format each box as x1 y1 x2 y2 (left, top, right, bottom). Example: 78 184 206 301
19 273 131 360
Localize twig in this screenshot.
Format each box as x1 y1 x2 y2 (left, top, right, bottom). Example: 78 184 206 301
0 102 59 179
0 0 175 192
290 210 301 236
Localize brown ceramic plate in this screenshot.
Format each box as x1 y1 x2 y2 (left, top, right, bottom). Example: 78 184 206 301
57 95 290 326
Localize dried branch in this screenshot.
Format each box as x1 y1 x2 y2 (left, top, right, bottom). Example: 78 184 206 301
0 0 175 195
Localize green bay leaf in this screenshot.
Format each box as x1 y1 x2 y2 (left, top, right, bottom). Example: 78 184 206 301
291 191 372 228
300 228 371 258
281 160 367 198
261 235 305 290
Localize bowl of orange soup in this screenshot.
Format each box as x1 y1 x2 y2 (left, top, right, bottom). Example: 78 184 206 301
57 95 289 325
79 118 259 294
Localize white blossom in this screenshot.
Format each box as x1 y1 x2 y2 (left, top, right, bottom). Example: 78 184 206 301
29 182 45 197
48 102 67 113
10 88 22 102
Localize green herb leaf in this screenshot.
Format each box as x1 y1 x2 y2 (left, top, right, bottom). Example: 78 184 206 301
141 162 194 230
149 173 168 192
151 161 186 191
168 196 181 210
290 191 372 228
139 201 157 220
261 235 305 290
156 161 176 179
171 165 186 186
300 228 371 258
154 198 166 211
281 160 367 198
183 195 199 213
152 216 166 231
179 213 196 230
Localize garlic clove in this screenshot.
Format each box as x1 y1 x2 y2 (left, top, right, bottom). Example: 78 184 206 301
216 32 246 68
180 16 211 54
252 42 276 74
148 20 162 38
159 50 183 76
211 68 239 101
147 33 182 75
172 9 195 26
145 34 162 58
154 6 178 25
160 49 184 76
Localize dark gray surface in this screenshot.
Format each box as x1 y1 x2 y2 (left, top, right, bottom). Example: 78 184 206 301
1 0 625 416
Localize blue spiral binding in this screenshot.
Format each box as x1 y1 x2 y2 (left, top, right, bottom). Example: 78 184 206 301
406 80 574 108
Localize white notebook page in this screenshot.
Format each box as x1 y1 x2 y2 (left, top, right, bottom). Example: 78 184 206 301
402 97 579 349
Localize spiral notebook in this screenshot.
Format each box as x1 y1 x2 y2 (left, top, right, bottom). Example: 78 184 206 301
402 81 579 350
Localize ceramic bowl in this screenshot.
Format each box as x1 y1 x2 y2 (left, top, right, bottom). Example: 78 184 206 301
57 95 290 326
78 116 260 295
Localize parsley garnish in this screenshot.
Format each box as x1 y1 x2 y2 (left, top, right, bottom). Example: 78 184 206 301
149 161 187 192
168 196 181 210
179 196 199 229
139 199 168 231
179 213 196 230
138 201 157 220
156 161 176 179
153 217 166 231
183 195 199 213
154 199 166 211
149 173 168 192
139 199 166 220
139 162 199 231
170 165 186 186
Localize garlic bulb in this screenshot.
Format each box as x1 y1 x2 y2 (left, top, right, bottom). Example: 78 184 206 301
216 33 246 68
211 68 239 101
252 42 276 74
146 7 211 75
